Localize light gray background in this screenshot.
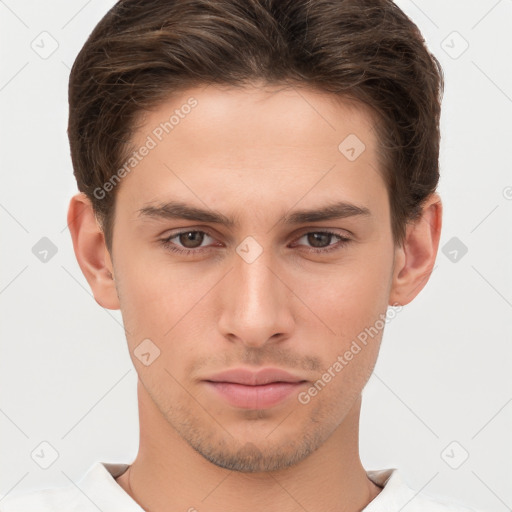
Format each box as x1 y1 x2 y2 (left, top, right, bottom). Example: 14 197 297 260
1 1 511 511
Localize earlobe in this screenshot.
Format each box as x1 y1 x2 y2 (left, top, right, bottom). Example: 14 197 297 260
67 192 120 310
389 194 442 306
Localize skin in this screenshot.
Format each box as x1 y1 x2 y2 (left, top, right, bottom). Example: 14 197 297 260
68 82 442 512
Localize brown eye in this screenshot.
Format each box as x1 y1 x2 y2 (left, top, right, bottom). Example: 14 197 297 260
293 231 351 254
178 231 205 249
161 230 215 254
307 232 333 248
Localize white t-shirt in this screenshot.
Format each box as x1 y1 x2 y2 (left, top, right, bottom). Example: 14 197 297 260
0 461 482 512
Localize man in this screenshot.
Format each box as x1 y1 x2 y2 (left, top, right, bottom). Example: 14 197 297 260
1 0 482 510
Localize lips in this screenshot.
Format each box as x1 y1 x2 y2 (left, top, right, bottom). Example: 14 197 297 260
203 367 307 409
205 367 305 386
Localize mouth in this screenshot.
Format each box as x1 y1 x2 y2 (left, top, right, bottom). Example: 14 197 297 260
203 367 308 409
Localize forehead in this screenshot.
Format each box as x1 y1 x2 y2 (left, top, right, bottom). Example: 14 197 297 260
132 82 379 156
119 83 386 215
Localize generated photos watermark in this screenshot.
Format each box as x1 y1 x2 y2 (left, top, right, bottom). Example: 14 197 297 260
298 303 403 405
93 97 198 200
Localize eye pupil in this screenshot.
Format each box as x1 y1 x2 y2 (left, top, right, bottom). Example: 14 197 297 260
308 232 331 248
180 231 204 248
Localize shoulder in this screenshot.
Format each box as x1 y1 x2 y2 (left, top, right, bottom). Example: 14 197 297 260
0 461 138 512
364 468 484 512
400 492 484 512
0 486 88 512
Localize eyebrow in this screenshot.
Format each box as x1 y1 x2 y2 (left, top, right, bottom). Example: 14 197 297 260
137 200 371 227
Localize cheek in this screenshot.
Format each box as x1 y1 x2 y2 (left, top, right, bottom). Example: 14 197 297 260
114 254 221 375
288 249 393 395
116 246 205 324
298 250 393 339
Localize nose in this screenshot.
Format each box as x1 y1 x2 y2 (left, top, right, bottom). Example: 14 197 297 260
217 245 295 349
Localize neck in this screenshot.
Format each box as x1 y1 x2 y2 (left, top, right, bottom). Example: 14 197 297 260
116 380 382 512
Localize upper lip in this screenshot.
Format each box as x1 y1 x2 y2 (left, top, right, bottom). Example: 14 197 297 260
204 368 307 386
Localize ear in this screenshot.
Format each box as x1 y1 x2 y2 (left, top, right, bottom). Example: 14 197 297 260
67 192 120 310
389 193 442 306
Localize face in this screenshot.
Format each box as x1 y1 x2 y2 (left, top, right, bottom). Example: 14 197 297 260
109 83 398 472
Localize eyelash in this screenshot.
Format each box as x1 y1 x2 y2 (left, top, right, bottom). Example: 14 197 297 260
160 229 351 256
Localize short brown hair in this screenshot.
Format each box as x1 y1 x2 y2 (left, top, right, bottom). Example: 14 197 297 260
68 0 444 253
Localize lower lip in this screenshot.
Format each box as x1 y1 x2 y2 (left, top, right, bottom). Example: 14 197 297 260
204 381 306 409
